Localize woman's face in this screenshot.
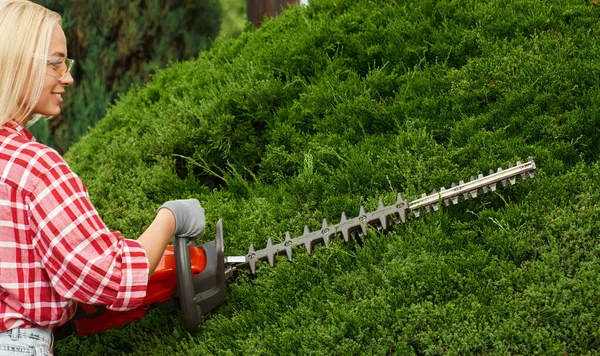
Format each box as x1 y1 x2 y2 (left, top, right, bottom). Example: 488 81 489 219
31 24 73 117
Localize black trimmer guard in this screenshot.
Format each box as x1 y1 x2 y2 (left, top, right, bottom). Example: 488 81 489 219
173 219 227 333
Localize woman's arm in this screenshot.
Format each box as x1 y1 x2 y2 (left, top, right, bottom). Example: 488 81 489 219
138 199 206 277
137 208 176 277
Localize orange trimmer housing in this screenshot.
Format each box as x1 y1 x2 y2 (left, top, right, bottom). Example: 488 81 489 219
54 220 227 339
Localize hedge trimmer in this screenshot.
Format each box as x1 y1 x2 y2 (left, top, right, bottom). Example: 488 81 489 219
54 158 536 339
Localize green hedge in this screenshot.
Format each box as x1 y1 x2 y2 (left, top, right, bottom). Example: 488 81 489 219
55 0 600 354
30 0 221 153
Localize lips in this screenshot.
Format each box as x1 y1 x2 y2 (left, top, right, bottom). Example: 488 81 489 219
53 92 64 104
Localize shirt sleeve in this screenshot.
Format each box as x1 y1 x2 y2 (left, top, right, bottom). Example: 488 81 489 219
27 161 150 311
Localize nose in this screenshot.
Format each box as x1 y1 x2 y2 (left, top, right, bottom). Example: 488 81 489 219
60 71 74 86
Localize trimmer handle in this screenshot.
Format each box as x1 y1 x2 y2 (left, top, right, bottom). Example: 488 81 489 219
174 219 226 333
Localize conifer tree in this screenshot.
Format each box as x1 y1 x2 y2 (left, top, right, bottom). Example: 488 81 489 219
31 0 221 152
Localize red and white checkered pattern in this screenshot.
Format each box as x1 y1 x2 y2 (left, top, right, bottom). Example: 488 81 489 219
0 121 149 331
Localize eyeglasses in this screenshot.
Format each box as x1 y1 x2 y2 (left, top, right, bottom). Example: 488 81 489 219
46 56 75 80
34 55 75 81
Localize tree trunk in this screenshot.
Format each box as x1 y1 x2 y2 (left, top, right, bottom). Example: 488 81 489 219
247 0 298 28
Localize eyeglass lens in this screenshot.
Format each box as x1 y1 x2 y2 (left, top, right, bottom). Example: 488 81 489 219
60 59 74 79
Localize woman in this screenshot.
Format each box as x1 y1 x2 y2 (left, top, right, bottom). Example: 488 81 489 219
0 1 205 354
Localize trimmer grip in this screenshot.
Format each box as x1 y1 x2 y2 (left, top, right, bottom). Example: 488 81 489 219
174 237 203 332
174 219 227 333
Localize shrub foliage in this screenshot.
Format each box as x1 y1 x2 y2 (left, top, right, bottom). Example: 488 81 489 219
55 0 600 354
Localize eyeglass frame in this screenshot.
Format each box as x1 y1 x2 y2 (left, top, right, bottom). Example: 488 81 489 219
32 54 75 81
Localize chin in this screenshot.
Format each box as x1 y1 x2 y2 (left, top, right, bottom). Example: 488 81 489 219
32 98 62 117
35 107 61 117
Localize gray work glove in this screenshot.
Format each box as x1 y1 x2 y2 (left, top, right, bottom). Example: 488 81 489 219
158 199 205 238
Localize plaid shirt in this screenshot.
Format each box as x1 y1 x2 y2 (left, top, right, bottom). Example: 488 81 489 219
0 121 149 331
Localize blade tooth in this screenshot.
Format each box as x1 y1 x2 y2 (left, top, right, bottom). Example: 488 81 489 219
359 206 368 236
296 227 317 256
452 196 459 205
425 204 431 213
304 241 312 256
498 166 505 186
432 202 439 211
248 244 257 274
396 193 404 204
340 229 350 243
440 187 450 206
321 218 331 248
508 163 514 169
509 175 516 185
284 232 293 261
421 193 427 198
480 174 488 193
521 173 527 181
396 193 407 223
460 180 468 200
305 241 312 255
488 169 497 191
378 217 387 230
429 189 438 209
372 201 389 230
413 209 421 218
266 238 275 267
516 161 522 166
528 158 536 178
339 212 350 242
469 176 478 198
359 205 367 216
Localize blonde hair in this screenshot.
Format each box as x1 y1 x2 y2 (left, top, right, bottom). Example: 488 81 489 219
0 0 61 126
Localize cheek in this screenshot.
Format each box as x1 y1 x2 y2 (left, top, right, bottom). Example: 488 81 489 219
41 76 56 92
36 78 57 103
20 70 49 107
31 78 61 116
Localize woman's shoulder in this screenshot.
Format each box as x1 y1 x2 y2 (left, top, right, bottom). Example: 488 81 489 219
0 128 70 191
23 139 66 170
2 122 66 164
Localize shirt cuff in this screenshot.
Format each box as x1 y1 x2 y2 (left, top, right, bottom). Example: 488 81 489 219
107 238 150 311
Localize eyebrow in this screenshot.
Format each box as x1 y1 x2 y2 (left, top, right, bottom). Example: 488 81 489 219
49 52 66 57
